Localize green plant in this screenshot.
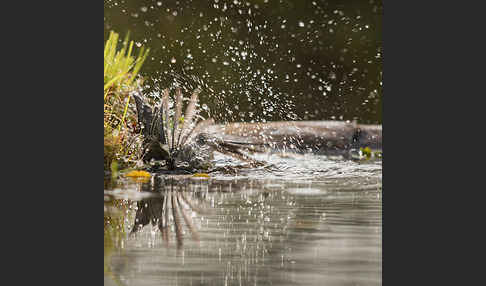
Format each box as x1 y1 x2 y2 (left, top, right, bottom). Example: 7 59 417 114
104 31 149 92
104 31 149 171
360 147 372 158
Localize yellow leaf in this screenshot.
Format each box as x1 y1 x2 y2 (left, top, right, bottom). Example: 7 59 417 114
192 173 210 178
125 170 151 178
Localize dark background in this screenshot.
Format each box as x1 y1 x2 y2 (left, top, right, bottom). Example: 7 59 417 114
104 0 382 124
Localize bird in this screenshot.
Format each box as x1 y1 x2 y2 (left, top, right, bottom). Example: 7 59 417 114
131 88 382 172
132 87 266 171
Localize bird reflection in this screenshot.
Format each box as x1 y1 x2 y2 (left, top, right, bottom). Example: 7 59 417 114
129 176 213 250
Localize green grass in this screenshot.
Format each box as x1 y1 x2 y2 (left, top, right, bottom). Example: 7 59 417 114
104 31 149 171
104 31 149 92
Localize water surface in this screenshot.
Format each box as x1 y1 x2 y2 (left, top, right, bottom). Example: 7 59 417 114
104 156 381 286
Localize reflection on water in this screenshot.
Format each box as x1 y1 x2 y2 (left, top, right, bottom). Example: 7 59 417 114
104 161 381 286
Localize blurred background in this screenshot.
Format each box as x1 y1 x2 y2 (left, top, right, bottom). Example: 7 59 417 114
104 0 382 124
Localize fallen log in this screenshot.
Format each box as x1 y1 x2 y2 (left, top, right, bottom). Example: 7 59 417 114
204 121 382 155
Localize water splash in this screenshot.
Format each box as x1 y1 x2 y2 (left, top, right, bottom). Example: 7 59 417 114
104 0 383 124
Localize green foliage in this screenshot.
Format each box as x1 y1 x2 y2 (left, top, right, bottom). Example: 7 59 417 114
373 151 382 158
104 31 149 92
110 161 119 181
360 147 372 158
359 147 382 160
104 31 149 171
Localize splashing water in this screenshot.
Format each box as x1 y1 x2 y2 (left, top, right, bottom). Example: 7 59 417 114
104 0 382 124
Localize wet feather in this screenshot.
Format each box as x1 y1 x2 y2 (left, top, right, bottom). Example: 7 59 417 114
172 88 183 151
161 88 171 149
181 118 215 146
177 87 201 148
